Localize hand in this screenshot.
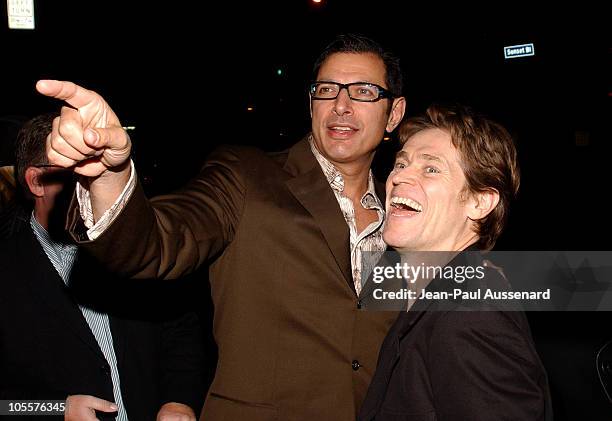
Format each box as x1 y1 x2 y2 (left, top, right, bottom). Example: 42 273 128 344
36 80 132 178
64 394 118 421
156 402 197 421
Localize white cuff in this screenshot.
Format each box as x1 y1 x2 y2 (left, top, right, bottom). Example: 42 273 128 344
76 160 137 240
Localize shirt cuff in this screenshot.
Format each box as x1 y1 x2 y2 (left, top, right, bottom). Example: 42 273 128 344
76 160 137 240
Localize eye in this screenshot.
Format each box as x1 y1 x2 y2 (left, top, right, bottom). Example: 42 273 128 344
425 166 440 174
393 161 406 169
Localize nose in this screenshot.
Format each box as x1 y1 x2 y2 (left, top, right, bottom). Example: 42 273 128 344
390 165 418 186
332 88 354 116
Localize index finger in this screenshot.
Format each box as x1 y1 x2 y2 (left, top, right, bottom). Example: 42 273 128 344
36 80 98 109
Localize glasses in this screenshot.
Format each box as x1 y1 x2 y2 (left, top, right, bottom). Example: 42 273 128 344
309 81 394 102
34 164 64 168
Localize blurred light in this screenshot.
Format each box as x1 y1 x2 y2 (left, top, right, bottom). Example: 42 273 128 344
277 69 283 76
312 0 322 3
123 126 136 130
247 107 254 112
383 136 391 141
575 131 590 147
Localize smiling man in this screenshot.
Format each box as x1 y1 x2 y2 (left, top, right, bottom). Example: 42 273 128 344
384 125 497 253
36 34 406 420
359 104 552 421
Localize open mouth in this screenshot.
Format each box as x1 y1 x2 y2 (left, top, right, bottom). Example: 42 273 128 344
327 124 358 137
390 196 423 213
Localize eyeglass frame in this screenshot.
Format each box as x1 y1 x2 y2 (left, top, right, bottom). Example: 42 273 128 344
33 164 65 169
30 164 77 181
308 80 395 102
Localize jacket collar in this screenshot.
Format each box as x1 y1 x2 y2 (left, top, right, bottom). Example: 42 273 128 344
284 136 354 290
19 225 108 362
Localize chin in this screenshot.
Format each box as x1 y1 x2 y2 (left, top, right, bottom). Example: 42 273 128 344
324 149 358 163
382 234 405 250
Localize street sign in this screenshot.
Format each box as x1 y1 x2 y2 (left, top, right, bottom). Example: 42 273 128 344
504 43 535 59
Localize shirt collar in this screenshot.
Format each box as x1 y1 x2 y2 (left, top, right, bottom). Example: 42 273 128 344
30 212 78 252
308 135 384 212
309 135 345 192
362 175 384 211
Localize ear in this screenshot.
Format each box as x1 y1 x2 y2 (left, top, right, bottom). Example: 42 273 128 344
25 167 45 198
467 188 500 221
386 96 406 132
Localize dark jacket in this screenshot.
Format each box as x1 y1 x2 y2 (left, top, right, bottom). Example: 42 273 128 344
358 250 552 421
0 219 205 420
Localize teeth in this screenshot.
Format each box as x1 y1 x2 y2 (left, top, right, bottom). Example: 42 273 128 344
391 196 423 212
331 126 352 131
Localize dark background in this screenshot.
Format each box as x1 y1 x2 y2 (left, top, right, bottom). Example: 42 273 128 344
2 1 610 250
2 1 612 419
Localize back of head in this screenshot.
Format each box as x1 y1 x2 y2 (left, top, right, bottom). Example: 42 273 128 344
400 104 520 250
0 115 28 167
15 112 58 198
313 33 403 98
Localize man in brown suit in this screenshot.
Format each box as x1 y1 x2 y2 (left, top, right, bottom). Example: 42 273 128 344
36 34 406 420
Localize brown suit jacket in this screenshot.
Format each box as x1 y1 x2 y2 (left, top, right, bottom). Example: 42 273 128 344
68 138 397 420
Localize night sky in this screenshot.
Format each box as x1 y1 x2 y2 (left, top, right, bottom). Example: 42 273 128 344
2 1 611 249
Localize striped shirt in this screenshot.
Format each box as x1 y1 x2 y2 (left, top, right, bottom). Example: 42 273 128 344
309 137 386 295
30 214 129 421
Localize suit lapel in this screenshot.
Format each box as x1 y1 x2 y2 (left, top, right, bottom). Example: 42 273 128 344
20 227 106 361
284 139 353 290
361 251 480 420
360 308 430 420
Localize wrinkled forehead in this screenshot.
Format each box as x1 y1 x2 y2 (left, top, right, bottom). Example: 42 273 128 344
400 128 459 160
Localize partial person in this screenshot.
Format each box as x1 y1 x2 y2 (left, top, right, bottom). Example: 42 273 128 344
359 104 552 420
36 34 406 420
0 113 206 421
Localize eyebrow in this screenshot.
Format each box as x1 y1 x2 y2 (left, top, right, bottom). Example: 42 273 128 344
420 153 445 164
395 150 446 165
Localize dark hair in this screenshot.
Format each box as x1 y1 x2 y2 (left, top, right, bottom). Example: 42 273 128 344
15 112 58 197
313 34 403 98
0 115 28 167
399 104 520 250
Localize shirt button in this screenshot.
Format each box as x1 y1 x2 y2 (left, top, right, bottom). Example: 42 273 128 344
100 364 110 374
352 360 361 371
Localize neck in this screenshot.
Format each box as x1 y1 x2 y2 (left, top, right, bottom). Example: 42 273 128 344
335 156 374 201
396 235 480 276
453 235 479 252
33 202 68 243
33 206 49 231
